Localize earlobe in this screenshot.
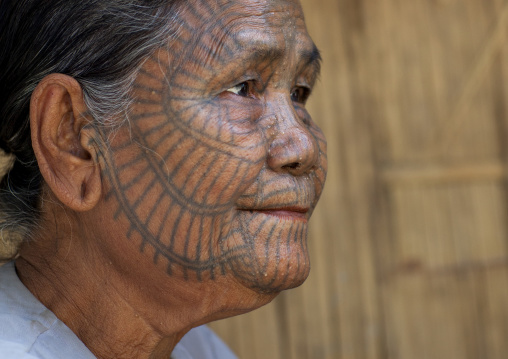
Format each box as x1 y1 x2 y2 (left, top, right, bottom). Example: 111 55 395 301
30 74 102 212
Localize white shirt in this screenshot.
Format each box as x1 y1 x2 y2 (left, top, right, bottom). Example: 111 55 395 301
0 262 237 359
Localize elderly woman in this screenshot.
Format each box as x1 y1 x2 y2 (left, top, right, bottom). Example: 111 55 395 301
0 0 327 358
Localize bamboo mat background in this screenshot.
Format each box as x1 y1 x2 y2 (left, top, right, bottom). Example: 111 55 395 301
211 0 508 358
0 0 507 358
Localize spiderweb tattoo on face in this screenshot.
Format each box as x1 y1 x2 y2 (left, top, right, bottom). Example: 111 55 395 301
97 0 327 292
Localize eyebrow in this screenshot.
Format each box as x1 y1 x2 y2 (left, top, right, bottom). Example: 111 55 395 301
301 44 322 74
242 41 322 74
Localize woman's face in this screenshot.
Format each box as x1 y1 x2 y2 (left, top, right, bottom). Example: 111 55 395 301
96 0 326 299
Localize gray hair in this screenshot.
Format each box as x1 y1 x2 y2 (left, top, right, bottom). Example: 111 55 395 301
0 0 182 258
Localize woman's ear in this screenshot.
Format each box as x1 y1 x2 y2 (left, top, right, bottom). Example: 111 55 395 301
30 73 102 212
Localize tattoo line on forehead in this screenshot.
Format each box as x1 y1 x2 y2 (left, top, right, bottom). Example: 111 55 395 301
170 0 316 80
210 21 320 73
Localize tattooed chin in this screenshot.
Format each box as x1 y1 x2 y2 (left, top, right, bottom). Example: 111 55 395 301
222 208 312 293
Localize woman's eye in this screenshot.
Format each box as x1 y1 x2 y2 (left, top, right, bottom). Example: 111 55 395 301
291 87 311 104
226 82 250 97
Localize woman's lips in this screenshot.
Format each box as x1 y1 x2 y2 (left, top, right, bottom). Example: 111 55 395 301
240 207 309 222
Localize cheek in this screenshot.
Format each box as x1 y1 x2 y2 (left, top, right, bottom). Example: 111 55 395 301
156 96 267 207
294 105 328 178
295 106 309 125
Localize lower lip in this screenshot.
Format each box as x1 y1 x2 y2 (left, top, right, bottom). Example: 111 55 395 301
248 210 308 223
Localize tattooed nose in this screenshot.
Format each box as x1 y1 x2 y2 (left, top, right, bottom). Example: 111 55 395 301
267 126 318 175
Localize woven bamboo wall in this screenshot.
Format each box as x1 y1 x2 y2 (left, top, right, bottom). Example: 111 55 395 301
211 0 508 358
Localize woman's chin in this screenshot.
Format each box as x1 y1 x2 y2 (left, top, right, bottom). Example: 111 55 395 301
227 250 311 295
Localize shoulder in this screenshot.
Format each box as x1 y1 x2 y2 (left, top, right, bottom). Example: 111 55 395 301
0 262 95 359
0 340 40 359
0 261 48 352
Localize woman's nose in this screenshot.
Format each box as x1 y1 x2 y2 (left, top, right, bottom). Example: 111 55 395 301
267 99 319 176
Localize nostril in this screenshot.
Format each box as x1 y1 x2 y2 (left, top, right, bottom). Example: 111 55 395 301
282 162 301 170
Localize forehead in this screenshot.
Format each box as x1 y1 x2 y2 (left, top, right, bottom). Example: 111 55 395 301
174 0 315 58
182 0 306 23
